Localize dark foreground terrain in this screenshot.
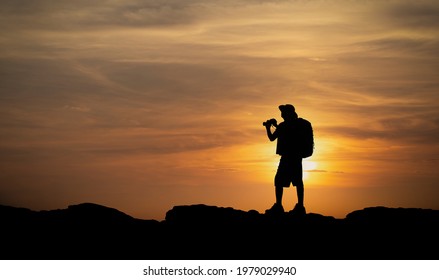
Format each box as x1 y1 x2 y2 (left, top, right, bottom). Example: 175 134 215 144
1 203 438 260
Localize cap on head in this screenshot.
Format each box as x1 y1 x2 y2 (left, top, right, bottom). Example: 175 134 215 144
278 104 295 114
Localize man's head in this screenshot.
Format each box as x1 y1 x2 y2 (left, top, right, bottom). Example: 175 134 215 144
279 104 297 119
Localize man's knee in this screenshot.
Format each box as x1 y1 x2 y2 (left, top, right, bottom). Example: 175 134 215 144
295 181 304 189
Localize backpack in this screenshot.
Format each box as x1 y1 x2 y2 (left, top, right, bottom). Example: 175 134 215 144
296 118 314 158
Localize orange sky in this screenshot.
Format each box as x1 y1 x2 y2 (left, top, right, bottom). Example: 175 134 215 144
1 0 438 220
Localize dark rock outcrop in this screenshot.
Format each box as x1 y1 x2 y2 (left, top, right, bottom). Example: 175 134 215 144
1 203 438 260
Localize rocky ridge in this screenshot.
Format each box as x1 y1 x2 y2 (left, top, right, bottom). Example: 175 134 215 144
1 203 438 260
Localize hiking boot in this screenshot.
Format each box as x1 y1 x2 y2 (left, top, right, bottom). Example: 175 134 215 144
265 203 284 215
289 203 306 216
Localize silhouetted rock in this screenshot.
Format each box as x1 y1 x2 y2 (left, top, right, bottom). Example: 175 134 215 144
1 203 161 259
1 203 438 260
346 206 439 225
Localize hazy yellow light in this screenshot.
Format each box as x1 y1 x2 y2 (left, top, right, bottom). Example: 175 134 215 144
303 160 317 181
303 160 317 171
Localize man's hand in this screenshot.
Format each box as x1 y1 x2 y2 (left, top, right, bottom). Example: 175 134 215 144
263 118 277 127
265 118 278 141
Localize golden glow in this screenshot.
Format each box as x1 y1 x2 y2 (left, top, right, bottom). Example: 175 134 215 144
303 160 318 171
303 160 317 181
1 0 438 220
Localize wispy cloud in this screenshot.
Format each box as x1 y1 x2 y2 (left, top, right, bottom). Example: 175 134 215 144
1 0 438 218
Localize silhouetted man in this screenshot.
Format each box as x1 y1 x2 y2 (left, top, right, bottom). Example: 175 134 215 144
263 104 306 216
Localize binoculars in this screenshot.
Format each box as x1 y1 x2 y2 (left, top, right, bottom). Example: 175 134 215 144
263 118 277 127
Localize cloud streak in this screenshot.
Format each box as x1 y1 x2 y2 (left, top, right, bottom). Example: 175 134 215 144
1 0 439 219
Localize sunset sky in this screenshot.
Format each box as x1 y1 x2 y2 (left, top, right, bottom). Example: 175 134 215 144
1 0 438 220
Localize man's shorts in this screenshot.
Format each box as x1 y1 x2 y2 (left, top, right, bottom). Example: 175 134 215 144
274 156 303 188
